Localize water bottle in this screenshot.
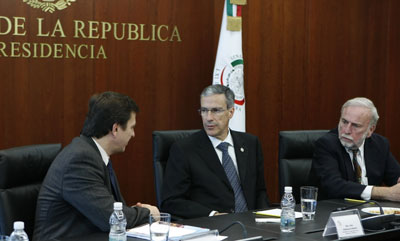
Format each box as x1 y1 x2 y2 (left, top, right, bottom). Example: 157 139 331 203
109 202 127 241
280 186 296 232
9 221 29 241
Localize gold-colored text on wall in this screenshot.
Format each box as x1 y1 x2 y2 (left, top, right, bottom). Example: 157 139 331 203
0 16 182 59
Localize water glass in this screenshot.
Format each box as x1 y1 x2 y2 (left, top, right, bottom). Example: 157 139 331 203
300 186 318 221
149 213 171 241
0 235 9 241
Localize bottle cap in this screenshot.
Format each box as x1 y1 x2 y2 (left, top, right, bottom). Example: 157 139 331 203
113 202 123 210
13 221 24 230
284 186 292 193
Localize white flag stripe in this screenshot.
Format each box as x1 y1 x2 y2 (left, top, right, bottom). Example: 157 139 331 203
232 4 237 17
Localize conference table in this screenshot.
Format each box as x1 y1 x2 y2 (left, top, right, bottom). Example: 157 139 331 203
60 199 400 241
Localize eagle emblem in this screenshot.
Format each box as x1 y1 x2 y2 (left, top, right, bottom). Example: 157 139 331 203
23 0 76 13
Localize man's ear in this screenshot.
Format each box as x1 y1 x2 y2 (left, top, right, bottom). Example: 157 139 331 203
228 106 235 119
367 124 376 138
111 123 119 137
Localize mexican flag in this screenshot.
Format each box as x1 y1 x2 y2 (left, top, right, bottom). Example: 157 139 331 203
213 0 246 132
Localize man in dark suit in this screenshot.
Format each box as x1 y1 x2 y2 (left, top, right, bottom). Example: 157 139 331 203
33 92 159 241
161 85 269 218
313 97 400 201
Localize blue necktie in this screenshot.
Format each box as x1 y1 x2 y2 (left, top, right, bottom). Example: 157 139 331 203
107 160 121 202
217 142 248 212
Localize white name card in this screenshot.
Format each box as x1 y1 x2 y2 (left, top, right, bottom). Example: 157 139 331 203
332 214 364 239
323 209 364 239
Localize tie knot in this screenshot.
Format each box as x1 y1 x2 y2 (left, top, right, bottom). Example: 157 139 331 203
352 149 359 156
217 142 229 152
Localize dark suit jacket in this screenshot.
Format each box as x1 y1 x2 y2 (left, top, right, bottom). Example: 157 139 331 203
312 128 400 199
160 130 269 218
33 136 149 241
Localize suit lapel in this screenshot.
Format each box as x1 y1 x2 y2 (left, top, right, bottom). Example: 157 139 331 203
196 130 232 188
339 144 357 182
80 135 121 201
231 131 248 183
114 172 125 203
363 137 375 181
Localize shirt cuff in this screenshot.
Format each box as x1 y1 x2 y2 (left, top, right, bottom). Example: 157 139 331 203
361 185 373 200
209 210 218 216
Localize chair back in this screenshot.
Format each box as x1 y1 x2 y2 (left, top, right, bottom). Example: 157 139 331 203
152 130 199 207
0 143 62 239
278 130 328 202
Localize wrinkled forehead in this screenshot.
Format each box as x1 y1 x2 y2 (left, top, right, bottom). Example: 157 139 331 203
200 94 228 108
341 105 372 124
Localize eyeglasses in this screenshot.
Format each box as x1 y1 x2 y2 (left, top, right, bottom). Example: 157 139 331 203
198 107 227 116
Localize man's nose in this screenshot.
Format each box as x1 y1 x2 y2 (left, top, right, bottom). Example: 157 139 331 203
205 111 214 120
343 123 351 133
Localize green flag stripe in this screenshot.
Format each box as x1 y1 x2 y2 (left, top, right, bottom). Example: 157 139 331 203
227 0 233 17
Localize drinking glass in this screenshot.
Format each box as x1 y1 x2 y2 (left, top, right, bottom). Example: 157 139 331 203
0 235 9 241
300 186 318 221
149 213 171 241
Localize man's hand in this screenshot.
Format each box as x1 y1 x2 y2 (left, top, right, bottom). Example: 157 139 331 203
387 183 400 201
135 202 160 217
372 183 400 202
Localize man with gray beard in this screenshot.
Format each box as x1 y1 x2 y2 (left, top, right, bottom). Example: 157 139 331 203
312 97 400 201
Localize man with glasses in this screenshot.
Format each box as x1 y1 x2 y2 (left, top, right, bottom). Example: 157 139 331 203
313 97 400 201
161 84 269 218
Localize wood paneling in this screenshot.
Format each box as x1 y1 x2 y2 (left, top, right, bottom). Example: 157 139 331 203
244 0 400 202
1 0 399 205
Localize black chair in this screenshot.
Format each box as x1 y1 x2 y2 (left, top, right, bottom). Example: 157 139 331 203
152 130 199 208
278 130 328 203
0 143 62 239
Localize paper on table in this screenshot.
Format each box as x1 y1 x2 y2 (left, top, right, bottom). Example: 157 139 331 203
255 218 281 223
255 208 303 219
127 223 210 240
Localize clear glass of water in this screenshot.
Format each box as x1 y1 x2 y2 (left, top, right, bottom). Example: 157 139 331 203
0 235 9 241
300 186 318 221
149 213 171 241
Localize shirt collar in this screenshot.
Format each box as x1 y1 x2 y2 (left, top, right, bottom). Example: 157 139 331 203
92 138 110 166
358 139 365 158
345 138 366 158
208 130 234 148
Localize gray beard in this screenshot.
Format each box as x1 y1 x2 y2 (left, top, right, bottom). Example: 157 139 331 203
339 138 358 150
338 123 369 150
339 132 368 150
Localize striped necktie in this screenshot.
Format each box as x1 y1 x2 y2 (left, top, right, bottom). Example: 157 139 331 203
217 142 248 212
351 149 362 184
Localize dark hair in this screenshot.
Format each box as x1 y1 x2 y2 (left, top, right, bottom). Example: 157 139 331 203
200 84 235 109
81 91 139 138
